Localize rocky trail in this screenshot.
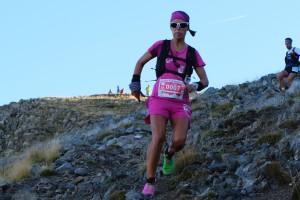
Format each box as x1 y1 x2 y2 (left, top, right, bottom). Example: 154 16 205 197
1 74 300 200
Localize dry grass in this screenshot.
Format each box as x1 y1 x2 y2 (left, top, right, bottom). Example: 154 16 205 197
42 94 145 117
257 133 283 145
1 159 32 182
98 130 114 141
263 162 291 185
28 141 60 164
211 102 234 117
139 161 147 176
292 183 300 200
279 120 300 130
191 103 207 112
0 140 60 182
110 190 126 200
174 148 197 175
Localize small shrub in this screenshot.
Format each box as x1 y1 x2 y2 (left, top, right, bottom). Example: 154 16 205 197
28 141 60 164
288 99 294 106
283 150 294 160
109 190 125 200
174 148 197 175
98 130 114 141
197 152 207 163
292 183 300 200
211 102 234 117
191 103 207 112
139 162 147 176
258 106 280 114
28 148 44 163
202 129 232 139
297 105 300 113
0 141 60 182
257 133 283 145
293 91 300 98
85 160 95 165
279 120 300 130
215 152 223 162
207 192 217 198
106 177 117 183
43 142 60 163
224 110 258 132
8 159 32 181
263 162 291 185
168 170 193 190
40 168 56 177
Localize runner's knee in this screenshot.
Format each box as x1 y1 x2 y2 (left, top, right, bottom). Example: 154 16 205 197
277 73 283 79
286 78 293 86
171 138 186 151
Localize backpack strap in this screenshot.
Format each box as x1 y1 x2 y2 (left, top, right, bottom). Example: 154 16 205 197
185 45 195 77
291 47 300 64
155 40 196 81
155 40 170 78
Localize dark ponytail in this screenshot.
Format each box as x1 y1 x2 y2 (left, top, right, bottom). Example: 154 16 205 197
189 29 196 37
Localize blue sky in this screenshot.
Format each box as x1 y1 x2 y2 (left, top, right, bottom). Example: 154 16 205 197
1 0 299 106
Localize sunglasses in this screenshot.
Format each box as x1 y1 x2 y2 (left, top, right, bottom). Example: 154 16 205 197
170 22 189 28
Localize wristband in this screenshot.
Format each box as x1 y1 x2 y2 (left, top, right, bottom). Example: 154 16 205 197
131 74 141 83
129 82 141 92
192 82 206 91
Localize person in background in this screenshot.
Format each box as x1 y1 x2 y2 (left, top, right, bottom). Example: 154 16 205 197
129 11 208 197
108 89 113 96
146 85 151 96
119 88 124 95
277 38 300 91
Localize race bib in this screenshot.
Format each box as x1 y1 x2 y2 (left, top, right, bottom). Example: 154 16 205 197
158 79 185 99
292 67 299 73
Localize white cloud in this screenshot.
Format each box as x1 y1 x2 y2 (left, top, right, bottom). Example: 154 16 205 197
208 15 247 25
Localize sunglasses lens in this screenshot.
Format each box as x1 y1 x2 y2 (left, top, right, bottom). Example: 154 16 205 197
170 22 188 28
170 23 177 28
180 23 188 28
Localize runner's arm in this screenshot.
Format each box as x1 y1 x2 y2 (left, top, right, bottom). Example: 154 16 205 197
194 66 209 87
130 52 154 101
185 67 208 93
294 48 300 56
133 52 154 75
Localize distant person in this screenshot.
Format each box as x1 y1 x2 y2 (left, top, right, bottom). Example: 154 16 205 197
277 38 300 91
108 89 113 96
117 85 120 94
119 88 124 94
129 11 208 197
145 85 151 96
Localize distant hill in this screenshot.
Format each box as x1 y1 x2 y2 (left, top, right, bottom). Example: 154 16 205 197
0 74 300 200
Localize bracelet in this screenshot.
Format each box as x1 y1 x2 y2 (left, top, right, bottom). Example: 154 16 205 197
192 82 206 91
129 82 141 92
131 74 141 82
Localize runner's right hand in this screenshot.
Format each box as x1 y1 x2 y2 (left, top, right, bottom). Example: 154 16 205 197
131 90 141 102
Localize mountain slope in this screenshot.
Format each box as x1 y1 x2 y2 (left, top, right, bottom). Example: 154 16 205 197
0 74 300 200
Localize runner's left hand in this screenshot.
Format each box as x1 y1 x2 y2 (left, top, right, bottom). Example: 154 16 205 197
184 84 196 93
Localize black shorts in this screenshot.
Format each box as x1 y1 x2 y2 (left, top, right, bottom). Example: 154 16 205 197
284 66 299 74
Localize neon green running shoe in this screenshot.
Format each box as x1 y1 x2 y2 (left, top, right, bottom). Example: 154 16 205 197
163 151 175 175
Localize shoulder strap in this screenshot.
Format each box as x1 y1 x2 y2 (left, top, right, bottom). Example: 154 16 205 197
155 40 196 80
155 40 170 78
185 45 195 77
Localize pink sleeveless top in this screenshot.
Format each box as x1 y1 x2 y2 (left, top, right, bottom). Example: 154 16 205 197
148 40 206 103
